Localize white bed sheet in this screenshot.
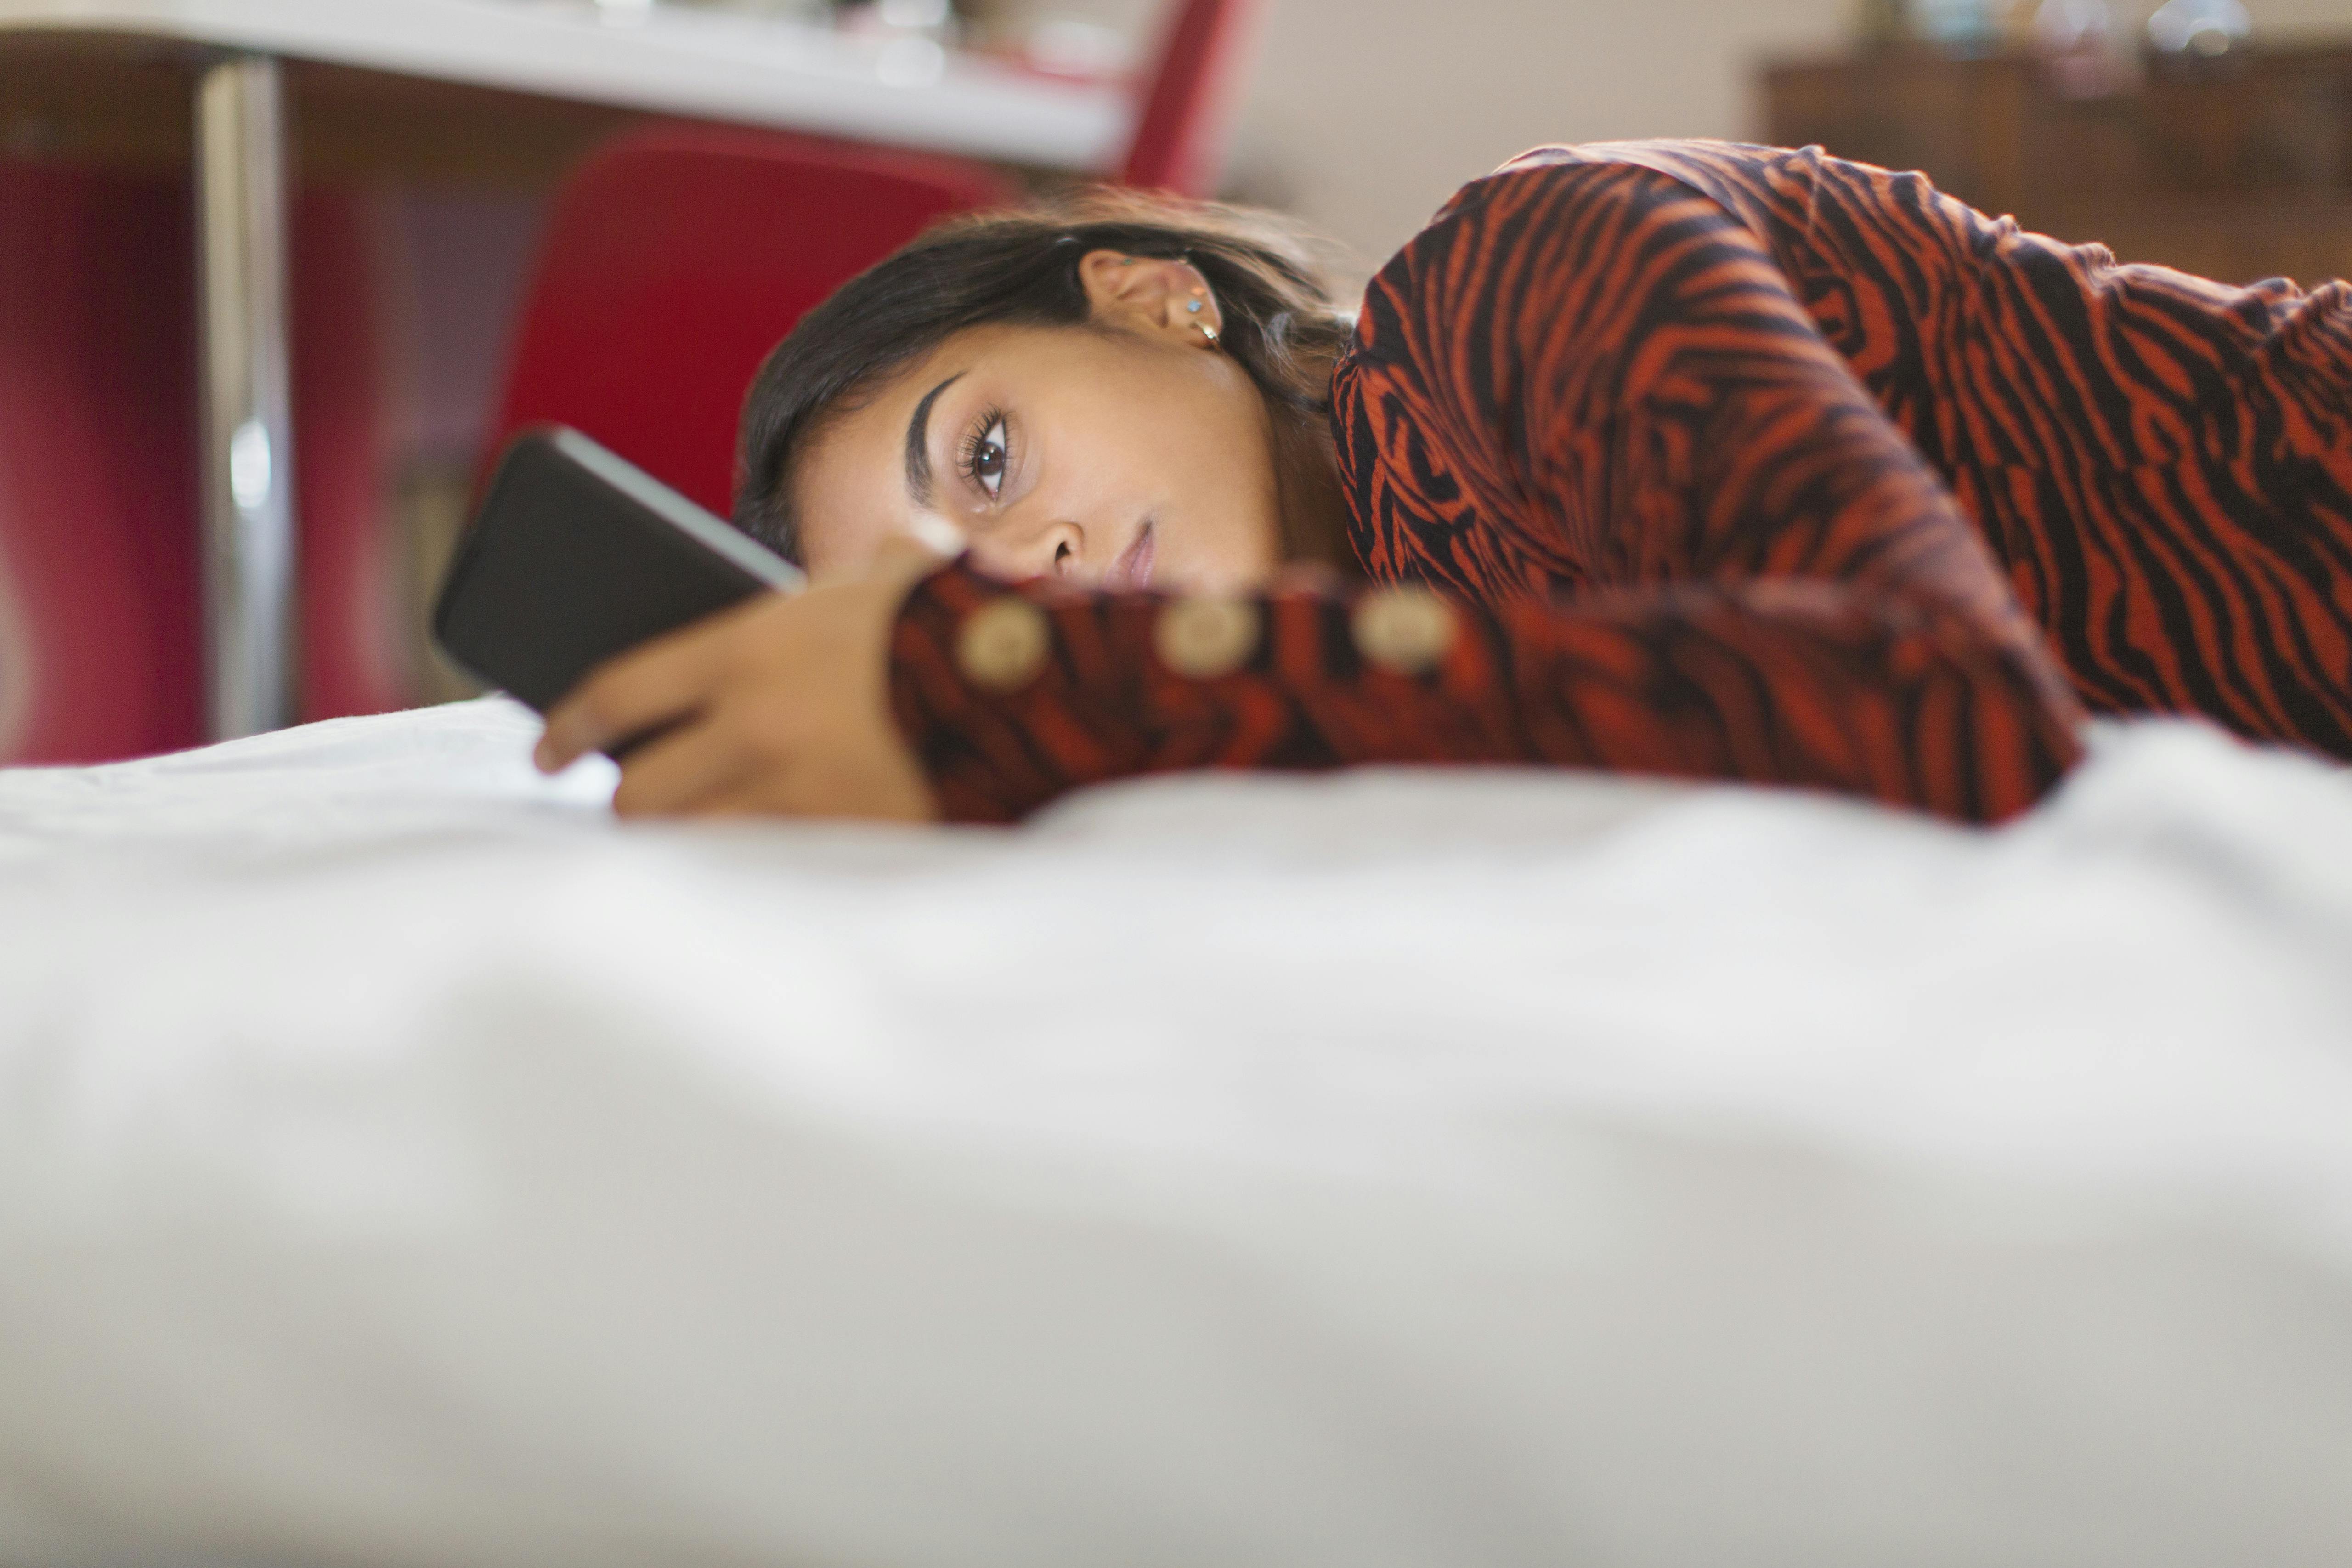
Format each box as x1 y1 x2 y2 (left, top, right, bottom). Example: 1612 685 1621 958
2 698 2349 1568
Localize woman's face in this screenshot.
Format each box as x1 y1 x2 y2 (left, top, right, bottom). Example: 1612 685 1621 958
788 252 1283 593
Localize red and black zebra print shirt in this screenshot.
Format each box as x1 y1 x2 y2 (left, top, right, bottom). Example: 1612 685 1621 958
888 141 2352 825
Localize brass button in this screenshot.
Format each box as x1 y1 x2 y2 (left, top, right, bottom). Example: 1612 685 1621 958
1351 586 1457 674
956 597 1052 693
1153 596 1261 679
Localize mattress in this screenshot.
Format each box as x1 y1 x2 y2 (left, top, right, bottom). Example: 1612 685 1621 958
2 698 2349 1567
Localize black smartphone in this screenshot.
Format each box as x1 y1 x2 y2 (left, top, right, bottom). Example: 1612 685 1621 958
432 426 804 715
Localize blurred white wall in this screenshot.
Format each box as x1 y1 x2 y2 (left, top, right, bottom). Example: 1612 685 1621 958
1003 0 2352 268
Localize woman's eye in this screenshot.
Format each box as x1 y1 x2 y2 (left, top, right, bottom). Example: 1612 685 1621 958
964 416 1009 500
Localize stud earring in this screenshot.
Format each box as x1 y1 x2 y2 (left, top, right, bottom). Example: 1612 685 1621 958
1185 285 1216 345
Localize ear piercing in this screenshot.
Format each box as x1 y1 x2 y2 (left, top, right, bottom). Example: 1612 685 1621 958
1185 293 1223 348
1187 287 1219 346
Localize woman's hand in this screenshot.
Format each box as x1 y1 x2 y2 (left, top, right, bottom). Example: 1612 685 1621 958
535 541 945 822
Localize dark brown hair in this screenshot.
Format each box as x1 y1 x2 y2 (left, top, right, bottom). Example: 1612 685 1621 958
733 186 1357 570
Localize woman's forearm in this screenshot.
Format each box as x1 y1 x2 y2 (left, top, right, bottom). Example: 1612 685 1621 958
888 562 2081 825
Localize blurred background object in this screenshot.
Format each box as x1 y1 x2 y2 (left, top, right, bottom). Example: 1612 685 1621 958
0 0 1130 757
484 124 1014 533
2 0 2349 761
1766 10 2352 288
981 0 2349 268
1911 0 2005 49
2031 0 2134 99
2147 0 2256 55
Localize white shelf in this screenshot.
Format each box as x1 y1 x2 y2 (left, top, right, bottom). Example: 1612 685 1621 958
0 0 1130 168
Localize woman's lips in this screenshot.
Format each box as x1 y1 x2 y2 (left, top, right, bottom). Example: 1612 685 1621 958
1111 521 1156 590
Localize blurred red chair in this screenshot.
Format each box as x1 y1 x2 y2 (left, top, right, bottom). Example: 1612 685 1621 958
486 0 1266 516
0 159 200 764
486 128 1016 521
0 0 1266 765
1122 0 1262 197
0 160 397 764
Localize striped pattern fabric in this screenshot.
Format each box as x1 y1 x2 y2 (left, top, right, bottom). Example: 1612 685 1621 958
890 142 2351 824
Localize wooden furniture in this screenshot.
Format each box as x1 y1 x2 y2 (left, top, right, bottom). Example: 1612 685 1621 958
1762 42 2352 288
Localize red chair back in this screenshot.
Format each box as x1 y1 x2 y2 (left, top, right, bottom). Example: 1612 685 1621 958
0 159 200 764
487 124 1014 520
1120 0 1263 197
0 161 396 764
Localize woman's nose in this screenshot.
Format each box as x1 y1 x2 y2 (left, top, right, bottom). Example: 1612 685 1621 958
971 518 1088 583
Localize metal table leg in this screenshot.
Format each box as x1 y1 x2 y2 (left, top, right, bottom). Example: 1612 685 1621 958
194 54 297 741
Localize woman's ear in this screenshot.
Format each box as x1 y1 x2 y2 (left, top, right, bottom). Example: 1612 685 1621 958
1078 249 1224 348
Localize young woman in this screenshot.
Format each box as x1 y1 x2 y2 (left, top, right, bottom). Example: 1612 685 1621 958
534 141 2352 826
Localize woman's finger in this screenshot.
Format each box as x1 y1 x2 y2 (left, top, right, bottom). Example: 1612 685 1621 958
694 771 823 821
537 615 741 770
694 745 936 823
608 714 764 817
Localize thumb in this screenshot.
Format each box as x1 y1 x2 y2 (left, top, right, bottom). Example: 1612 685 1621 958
876 515 966 575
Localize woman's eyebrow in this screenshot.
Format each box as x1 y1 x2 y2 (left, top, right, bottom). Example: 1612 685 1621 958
904 371 965 509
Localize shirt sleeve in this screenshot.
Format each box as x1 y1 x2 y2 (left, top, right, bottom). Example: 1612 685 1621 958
886 156 2084 826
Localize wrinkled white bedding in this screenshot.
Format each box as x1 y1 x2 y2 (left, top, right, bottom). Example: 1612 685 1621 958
2 698 2349 1568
